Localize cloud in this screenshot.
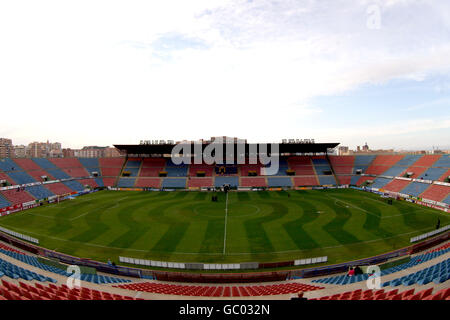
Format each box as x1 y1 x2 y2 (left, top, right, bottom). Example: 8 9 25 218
0 0 449 148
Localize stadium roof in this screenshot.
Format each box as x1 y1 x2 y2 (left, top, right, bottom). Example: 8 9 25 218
114 142 340 156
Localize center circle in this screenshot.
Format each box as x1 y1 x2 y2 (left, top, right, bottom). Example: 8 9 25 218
194 202 261 218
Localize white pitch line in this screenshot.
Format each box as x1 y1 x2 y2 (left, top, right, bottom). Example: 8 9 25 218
223 192 229 255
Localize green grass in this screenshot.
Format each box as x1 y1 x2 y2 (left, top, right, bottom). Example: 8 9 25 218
0 189 447 269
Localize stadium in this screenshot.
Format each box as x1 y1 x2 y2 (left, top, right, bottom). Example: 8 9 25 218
0 139 449 302
1 1 450 315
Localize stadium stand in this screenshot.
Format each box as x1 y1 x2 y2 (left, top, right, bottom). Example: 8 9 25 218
309 287 450 300
0 193 11 208
336 175 352 185
240 177 267 187
312 245 450 286
0 258 56 282
395 154 423 167
117 178 136 188
0 172 16 185
355 176 374 186
78 158 101 174
267 177 292 187
317 176 337 185
165 166 188 177
142 158 166 167
62 180 85 192
215 176 239 188
0 280 141 300
412 155 441 167
0 243 26 255
135 178 161 188
400 181 431 197
444 195 450 205
102 178 117 187
188 177 214 188
139 167 163 177
288 156 313 166
94 178 104 187
0 189 35 205
12 159 54 182
114 282 323 297
189 164 215 177
0 159 19 172
239 164 264 176
99 158 125 177
419 167 448 181
401 166 428 178
350 175 361 185
370 177 392 189
162 178 187 188
25 185 54 199
420 184 450 202
78 179 99 189
382 259 449 287
438 169 450 182
329 156 354 175
382 179 411 193
44 182 74 196
432 154 450 168
31 158 58 170
292 176 318 186
0 249 131 285
382 166 408 177
7 171 36 185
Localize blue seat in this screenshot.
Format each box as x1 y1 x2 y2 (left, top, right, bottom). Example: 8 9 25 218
432 155 450 168
215 176 239 187
32 158 58 170
117 178 136 188
354 155 376 166
419 167 448 181
0 194 11 209
7 170 36 184
400 181 430 197
25 185 54 199
162 178 187 188
0 158 20 172
318 175 337 186
267 177 292 187
78 158 101 175
63 180 85 191
371 177 392 189
395 155 422 167
382 166 406 177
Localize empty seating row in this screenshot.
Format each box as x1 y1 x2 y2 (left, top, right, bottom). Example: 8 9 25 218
0 257 55 282
312 246 450 285
0 249 131 284
114 282 323 297
309 287 450 300
0 279 142 300
382 258 449 287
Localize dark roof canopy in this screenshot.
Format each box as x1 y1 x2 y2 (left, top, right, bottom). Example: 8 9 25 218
114 142 339 157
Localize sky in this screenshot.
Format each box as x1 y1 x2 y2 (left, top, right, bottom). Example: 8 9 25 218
0 0 450 151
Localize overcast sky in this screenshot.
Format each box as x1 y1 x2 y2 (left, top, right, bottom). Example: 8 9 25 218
1 0 449 150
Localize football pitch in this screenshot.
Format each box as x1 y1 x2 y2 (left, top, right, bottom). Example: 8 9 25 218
0 189 448 269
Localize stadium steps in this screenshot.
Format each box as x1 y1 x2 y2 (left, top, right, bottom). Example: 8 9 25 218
115 158 129 187
0 249 131 285
0 279 142 300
